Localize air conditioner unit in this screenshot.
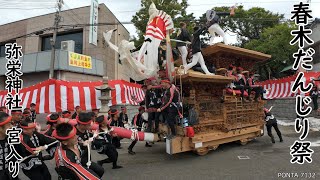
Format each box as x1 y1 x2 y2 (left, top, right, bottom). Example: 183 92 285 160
61 40 75 52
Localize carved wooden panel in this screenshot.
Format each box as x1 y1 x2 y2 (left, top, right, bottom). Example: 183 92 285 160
204 54 258 71
180 80 266 133
193 124 224 134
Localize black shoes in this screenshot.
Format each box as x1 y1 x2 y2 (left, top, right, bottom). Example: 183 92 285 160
145 143 152 147
97 161 103 166
105 159 112 163
97 158 112 166
98 159 123 169
128 148 136 155
270 136 283 143
112 165 123 169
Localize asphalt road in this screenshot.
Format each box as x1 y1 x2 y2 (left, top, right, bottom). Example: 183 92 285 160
18 125 320 180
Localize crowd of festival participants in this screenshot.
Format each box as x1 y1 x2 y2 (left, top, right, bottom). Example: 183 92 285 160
0 17 310 179
0 77 183 179
0 27 292 180
0 38 287 180
0 70 279 179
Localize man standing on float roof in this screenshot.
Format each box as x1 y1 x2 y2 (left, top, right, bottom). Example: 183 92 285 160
183 26 214 75
206 6 235 45
176 22 191 67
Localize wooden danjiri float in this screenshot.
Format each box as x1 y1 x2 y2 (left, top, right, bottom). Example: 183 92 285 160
159 43 272 155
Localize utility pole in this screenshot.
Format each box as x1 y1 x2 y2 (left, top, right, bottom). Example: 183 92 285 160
49 0 63 79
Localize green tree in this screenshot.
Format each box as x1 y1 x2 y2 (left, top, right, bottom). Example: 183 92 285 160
199 6 284 47
244 22 298 80
131 0 195 47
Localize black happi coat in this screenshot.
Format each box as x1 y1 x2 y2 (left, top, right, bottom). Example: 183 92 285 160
161 85 180 113
0 137 21 180
43 125 54 137
191 27 206 54
55 144 100 180
206 10 230 25
17 131 57 170
93 128 112 153
76 128 93 149
110 119 124 128
119 112 128 124
176 28 191 47
145 88 163 109
131 113 147 131
310 87 319 97
31 110 37 122
234 73 246 86
71 112 78 119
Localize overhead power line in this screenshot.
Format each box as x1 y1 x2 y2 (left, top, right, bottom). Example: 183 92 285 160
0 0 55 2
0 3 55 7
58 17 290 28
0 15 298 44
111 1 320 13
187 0 320 6
0 7 55 10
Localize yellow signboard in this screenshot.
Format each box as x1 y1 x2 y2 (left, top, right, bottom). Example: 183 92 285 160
68 52 92 69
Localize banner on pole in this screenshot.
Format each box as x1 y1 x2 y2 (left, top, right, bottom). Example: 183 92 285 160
89 0 99 46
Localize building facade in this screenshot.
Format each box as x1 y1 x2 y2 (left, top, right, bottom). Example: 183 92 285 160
307 18 320 71
0 3 130 90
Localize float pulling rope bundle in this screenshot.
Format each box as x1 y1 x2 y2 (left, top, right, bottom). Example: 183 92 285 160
130 128 139 141
86 132 98 168
100 126 139 141
18 140 59 164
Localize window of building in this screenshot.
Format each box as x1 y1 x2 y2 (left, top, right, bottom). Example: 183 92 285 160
0 41 16 57
41 30 83 54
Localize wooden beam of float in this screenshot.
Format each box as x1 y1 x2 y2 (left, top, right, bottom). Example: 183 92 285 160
202 43 271 61
177 70 234 84
202 43 271 70
174 43 271 70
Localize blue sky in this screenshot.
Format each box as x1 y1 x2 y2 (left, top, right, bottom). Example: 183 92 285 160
0 0 319 44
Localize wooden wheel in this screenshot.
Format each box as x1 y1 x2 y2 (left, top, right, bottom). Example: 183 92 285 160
195 147 209 156
239 139 248 146
209 145 219 151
